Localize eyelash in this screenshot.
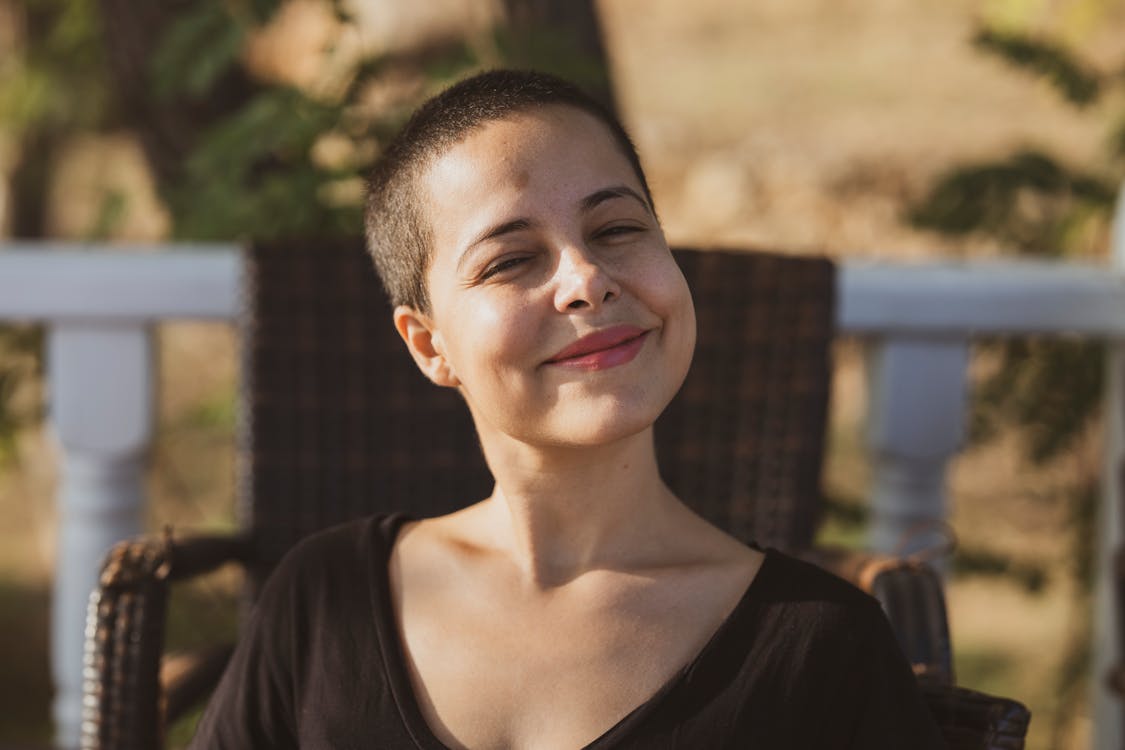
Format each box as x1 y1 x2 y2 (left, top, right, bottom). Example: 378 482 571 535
596 224 643 239
478 224 646 280
480 256 529 280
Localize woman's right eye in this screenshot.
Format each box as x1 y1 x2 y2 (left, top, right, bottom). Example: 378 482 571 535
481 256 528 280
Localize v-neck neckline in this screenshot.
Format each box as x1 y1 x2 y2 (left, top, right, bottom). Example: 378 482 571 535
370 512 772 750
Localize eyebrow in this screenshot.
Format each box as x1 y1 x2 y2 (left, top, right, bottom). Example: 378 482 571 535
456 185 651 274
580 185 651 214
458 219 532 273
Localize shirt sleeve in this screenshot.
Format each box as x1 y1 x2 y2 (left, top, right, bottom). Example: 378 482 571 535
187 553 305 750
846 599 948 749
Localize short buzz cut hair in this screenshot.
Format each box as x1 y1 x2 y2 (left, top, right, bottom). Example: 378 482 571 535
363 68 655 313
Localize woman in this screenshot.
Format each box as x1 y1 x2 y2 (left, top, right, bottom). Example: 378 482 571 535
190 70 945 749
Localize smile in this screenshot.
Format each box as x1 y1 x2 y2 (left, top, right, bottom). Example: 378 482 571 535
545 325 650 371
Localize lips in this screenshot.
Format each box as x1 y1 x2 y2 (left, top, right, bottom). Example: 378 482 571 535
545 325 649 370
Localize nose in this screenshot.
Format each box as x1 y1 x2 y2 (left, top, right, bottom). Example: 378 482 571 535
552 244 621 312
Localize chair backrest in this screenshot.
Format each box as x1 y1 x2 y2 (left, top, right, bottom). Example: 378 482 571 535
242 239 834 587
656 249 833 549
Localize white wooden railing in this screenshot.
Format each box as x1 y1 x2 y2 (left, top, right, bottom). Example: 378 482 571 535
1 214 1124 747
0 245 240 747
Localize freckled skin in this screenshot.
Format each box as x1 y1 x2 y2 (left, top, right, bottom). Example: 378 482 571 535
399 105 697 451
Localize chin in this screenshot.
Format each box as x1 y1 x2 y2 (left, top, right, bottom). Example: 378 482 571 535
539 396 670 448
537 423 654 450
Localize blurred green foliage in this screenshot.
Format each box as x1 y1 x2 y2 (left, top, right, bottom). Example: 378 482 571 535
912 24 1124 257
0 0 112 463
0 0 617 422
149 3 249 102
0 0 617 469
0 0 110 137
0 0 486 455
0 326 43 469
911 24 1123 495
147 0 475 241
910 23 1124 733
151 3 614 241
910 150 1114 255
971 28 1104 108
970 338 1105 467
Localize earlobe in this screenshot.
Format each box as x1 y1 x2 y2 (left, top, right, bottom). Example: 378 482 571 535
392 305 461 387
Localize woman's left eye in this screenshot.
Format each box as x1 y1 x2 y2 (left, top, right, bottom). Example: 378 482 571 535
595 224 644 241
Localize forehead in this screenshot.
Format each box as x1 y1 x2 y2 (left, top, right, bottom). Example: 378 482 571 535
417 105 643 249
428 105 633 187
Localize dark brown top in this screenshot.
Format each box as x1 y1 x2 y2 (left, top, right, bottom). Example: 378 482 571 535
190 514 945 749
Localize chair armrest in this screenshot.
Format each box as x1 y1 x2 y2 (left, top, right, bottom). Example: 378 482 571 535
919 682 1031 750
798 546 954 686
82 532 252 750
800 547 1031 747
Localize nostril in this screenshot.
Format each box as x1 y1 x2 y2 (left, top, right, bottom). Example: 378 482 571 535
568 299 588 310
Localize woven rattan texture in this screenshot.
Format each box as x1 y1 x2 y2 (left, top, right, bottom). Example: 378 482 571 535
82 540 171 750
658 249 833 550
869 563 954 685
920 683 1031 750
243 241 833 584
243 239 493 573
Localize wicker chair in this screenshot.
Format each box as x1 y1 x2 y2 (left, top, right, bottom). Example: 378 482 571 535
82 239 1030 749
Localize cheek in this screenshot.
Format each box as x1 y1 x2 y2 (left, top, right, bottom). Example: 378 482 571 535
647 258 694 324
670 281 697 369
650 262 697 374
443 296 543 383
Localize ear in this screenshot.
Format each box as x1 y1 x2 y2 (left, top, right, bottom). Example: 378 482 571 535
393 305 461 388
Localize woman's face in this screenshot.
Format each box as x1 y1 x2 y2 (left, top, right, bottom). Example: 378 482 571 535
394 105 696 449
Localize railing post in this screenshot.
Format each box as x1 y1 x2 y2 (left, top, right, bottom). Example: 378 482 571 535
865 338 970 557
1094 182 1125 750
47 322 153 748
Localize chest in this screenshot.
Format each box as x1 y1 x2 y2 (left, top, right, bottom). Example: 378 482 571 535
394 577 743 750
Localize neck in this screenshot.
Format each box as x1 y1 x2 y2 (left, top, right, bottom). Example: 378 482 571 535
471 426 691 588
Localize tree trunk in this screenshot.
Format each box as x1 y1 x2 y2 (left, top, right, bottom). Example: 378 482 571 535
501 0 618 113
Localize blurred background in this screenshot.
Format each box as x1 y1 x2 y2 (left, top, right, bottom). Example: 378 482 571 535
2 0 1125 747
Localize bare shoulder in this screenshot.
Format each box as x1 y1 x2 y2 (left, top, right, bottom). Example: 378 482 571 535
388 514 455 578
394 504 491 559
387 504 498 598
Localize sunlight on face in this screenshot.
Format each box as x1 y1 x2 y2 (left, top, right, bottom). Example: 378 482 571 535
403 105 696 450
